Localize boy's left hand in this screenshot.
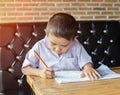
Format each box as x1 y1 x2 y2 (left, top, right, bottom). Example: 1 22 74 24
80 63 101 80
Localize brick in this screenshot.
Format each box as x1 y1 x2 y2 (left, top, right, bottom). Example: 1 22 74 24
63 0 77 2
0 0 14 2
16 0 31 2
57 3 71 6
87 3 99 6
115 12 120 15
7 12 23 16
72 3 85 6
16 17 33 20
79 7 92 10
107 8 119 11
34 17 48 21
39 3 54 6
114 4 120 6
48 8 62 11
78 0 90 2
1 17 16 21
72 12 86 15
32 0 47 2
24 12 39 16
64 8 77 11
100 3 112 7
105 0 117 2
16 7 32 11
87 12 100 14
94 16 106 19
80 16 93 19
0 12 6 16
102 12 113 15
23 3 39 7
93 7 106 10
109 16 120 19
92 0 103 2
33 8 48 11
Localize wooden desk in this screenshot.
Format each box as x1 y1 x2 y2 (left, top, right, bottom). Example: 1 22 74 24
27 67 120 95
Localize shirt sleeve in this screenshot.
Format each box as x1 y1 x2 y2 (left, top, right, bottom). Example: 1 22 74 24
76 40 93 69
22 42 39 68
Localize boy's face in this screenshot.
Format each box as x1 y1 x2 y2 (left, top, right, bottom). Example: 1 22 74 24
46 32 73 56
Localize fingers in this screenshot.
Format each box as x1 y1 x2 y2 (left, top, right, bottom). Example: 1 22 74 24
43 68 54 79
80 72 85 78
81 69 102 80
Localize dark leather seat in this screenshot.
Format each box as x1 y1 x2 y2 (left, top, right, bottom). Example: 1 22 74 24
0 21 120 94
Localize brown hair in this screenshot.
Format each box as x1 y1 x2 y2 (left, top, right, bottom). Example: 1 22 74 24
46 13 78 40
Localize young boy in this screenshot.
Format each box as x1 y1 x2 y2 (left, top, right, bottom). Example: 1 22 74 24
21 13 101 80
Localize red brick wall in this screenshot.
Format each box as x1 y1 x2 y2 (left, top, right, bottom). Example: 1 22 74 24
0 0 120 23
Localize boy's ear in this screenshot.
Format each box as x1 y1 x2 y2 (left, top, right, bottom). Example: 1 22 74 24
44 29 46 33
73 35 79 40
44 29 47 35
44 29 49 37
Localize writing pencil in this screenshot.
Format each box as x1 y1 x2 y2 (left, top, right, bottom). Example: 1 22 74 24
34 50 48 68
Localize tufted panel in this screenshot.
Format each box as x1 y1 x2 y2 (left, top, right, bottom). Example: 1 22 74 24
77 21 120 68
0 22 46 92
0 21 120 92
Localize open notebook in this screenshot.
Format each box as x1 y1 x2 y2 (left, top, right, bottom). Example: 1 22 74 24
55 64 120 84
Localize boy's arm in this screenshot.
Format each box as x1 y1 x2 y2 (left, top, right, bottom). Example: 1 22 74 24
21 65 54 79
21 65 40 76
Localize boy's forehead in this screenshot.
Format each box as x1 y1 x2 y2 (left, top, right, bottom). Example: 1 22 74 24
47 32 72 45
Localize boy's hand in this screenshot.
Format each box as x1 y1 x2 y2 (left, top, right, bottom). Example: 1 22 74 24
80 63 101 80
39 68 54 79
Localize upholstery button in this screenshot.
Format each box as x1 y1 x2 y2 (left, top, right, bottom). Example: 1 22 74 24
32 32 38 37
24 44 29 48
84 41 89 45
91 48 98 55
8 61 16 73
97 38 103 44
98 57 105 64
15 32 21 37
104 47 110 55
16 56 22 60
8 44 13 49
110 39 113 43
110 60 115 64
77 30 82 34
8 67 14 73
17 75 24 86
83 38 90 45
90 30 95 34
103 29 108 34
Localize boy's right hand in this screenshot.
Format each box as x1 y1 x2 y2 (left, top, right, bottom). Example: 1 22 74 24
39 68 54 79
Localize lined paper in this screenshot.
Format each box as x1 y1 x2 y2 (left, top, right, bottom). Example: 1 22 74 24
55 64 120 84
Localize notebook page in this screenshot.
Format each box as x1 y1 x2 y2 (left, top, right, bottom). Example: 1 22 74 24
55 64 120 84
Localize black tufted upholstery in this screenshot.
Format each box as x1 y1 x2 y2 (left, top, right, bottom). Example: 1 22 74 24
0 22 46 94
77 21 120 68
0 21 120 94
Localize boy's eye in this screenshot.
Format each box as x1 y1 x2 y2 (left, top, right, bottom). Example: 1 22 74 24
50 42 68 47
51 42 56 45
61 44 68 47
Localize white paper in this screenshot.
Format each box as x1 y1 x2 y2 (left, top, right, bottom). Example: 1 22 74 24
55 64 120 84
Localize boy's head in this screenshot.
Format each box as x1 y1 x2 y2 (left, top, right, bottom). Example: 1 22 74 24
45 12 78 40
45 13 78 56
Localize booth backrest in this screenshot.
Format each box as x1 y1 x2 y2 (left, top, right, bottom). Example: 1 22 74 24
0 21 120 91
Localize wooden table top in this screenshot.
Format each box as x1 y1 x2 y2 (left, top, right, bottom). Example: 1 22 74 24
27 67 120 95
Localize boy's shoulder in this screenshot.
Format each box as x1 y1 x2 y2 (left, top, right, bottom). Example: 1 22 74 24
73 39 82 47
33 37 46 47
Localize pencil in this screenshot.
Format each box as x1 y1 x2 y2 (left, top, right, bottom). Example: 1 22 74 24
34 50 48 68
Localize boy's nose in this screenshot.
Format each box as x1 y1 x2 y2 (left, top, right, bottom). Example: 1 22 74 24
55 47 61 51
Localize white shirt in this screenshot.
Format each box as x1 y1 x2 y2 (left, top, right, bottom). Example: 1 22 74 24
22 37 92 71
